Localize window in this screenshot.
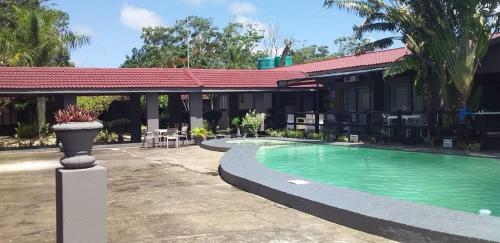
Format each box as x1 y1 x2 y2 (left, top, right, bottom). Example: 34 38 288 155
342 88 356 112
391 85 409 111
357 87 369 112
412 89 424 111
219 94 228 110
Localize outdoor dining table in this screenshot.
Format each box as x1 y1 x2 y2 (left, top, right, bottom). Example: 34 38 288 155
156 129 179 148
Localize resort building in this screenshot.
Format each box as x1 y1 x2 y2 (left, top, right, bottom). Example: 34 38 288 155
1 34 499 145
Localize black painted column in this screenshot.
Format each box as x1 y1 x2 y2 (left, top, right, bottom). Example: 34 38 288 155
130 94 142 143
168 93 182 128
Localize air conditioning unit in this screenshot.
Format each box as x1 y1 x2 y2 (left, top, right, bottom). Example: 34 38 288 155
344 75 358 83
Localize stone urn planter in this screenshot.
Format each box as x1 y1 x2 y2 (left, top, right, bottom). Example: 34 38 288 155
53 121 103 169
53 105 102 169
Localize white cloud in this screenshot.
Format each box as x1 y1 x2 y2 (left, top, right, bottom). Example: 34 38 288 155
72 25 93 36
120 4 163 30
178 0 226 7
229 1 257 15
234 16 267 33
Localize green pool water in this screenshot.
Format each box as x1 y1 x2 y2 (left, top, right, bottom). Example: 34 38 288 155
256 143 500 216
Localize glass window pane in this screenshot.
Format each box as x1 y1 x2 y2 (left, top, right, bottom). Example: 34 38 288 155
391 85 409 111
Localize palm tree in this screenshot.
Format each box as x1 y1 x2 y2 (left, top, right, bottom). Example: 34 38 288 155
0 3 89 67
324 0 499 111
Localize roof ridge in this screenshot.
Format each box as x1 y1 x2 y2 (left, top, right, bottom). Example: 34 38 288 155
276 47 407 69
184 68 203 87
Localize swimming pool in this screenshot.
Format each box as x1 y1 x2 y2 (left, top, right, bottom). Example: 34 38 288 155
257 143 500 216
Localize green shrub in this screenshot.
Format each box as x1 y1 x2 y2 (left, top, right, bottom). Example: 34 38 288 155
107 119 131 142
241 110 265 137
231 117 241 131
15 122 39 146
323 132 337 142
306 131 324 140
283 129 304 138
77 96 123 114
337 135 349 142
204 110 222 132
96 130 118 143
191 128 208 138
266 128 285 137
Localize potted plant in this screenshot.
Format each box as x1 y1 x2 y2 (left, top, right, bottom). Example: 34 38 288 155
231 117 241 137
52 105 102 169
191 128 207 145
241 110 265 138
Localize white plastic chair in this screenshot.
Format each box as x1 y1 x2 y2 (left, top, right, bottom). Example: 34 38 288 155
165 128 179 148
143 131 155 148
178 126 188 146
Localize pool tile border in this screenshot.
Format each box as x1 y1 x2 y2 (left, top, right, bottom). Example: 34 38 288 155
202 138 500 242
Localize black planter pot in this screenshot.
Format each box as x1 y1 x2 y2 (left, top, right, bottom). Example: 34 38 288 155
193 136 204 145
52 121 103 169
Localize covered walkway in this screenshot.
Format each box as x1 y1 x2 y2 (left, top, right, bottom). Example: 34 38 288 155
0 67 307 141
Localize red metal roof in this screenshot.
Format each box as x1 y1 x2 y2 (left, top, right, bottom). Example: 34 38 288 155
0 67 198 89
0 67 307 90
274 48 409 74
189 69 306 88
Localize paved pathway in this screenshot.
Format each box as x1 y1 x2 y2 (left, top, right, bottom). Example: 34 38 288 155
0 145 393 242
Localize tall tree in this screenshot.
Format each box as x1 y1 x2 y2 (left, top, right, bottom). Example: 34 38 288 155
122 16 263 69
324 0 499 110
332 36 371 56
0 1 89 67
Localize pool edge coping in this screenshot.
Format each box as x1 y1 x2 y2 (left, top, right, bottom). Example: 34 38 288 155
203 138 500 243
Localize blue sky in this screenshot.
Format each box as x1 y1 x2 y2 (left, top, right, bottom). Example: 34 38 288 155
52 0 388 68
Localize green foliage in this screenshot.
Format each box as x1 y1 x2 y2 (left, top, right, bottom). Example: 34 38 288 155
231 117 241 129
324 0 499 110
15 122 38 139
284 129 305 139
266 128 285 137
203 110 222 132
422 131 438 146
0 2 89 67
306 131 324 140
332 36 372 56
336 135 349 143
95 130 118 143
106 119 130 142
241 110 265 138
458 140 482 152
191 127 208 138
15 122 38 146
122 16 263 69
77 96 123 114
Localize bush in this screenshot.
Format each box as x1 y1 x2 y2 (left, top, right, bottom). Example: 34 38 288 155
204 110 222 132
337 135 349 142
96 130 118 143
15 122 39 146
107 119 131 142
191 127 208 138
306 131 324 140
231 117 241 131
266 128 284 137
241 110 265 137
284 129 304 138
77 96 123 114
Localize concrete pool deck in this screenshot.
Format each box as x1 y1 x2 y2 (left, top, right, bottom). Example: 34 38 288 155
202 138 500 242
0 144 392 242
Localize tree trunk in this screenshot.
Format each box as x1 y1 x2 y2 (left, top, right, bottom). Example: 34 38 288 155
36 96 46 135
278 39 293 67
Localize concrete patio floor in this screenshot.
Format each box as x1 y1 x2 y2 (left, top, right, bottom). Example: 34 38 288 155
0 145 392 242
